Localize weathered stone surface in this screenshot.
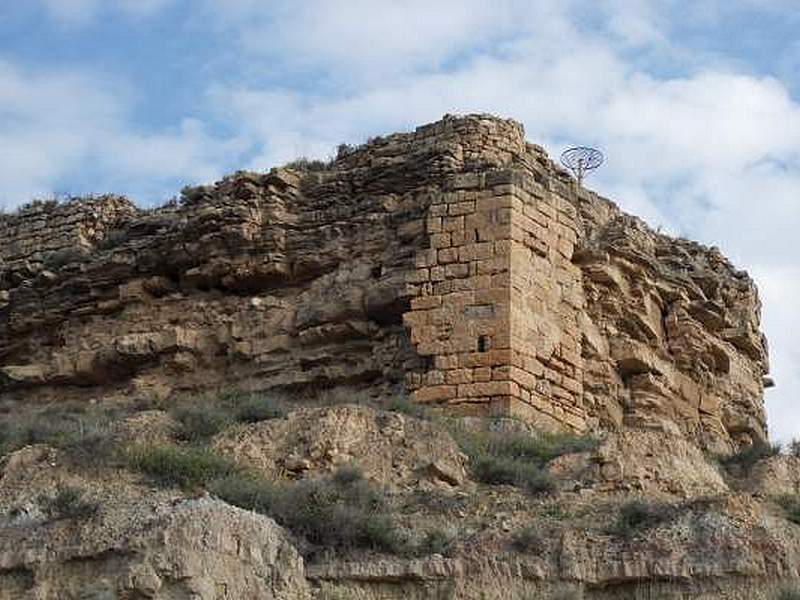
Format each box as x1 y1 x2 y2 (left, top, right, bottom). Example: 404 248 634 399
0 114 770 451
749 455 800 496
575 210 769 450
549 429 729 497
308 493 800 599
213 404 468 489
0 492 309 600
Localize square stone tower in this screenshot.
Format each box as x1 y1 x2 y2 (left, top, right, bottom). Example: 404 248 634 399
403 167 587 432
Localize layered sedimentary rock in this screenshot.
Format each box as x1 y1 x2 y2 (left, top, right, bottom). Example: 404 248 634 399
0 114 770 450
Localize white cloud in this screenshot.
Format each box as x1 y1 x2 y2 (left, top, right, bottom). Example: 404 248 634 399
96 118 247 200
200 0 574 84
601 73 800 176
0 61 120 202
600 0 668 47
754 267 800 443
0 61 236 207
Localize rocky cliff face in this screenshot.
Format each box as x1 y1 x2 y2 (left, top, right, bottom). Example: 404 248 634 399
575 206 769 450
0 114 769 453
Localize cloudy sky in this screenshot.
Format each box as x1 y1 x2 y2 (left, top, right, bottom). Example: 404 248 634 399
1 1 797 439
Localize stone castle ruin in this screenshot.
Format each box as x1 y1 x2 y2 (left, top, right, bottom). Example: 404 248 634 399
0 114 771 452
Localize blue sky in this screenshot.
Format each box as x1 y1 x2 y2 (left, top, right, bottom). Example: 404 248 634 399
1 0 798 440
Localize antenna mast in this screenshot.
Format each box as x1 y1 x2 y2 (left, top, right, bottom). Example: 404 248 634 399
560 146 604 186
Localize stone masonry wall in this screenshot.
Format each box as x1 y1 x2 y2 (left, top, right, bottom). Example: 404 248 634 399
402 173 516 415
0 196 136 267
0 196 137 301
0 114 771 450
402 168 588 432
507 172 586 432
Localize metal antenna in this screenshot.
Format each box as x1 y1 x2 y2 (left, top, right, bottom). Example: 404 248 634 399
560 146 604 186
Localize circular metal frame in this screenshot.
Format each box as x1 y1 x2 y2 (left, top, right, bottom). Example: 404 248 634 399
560 146 604 185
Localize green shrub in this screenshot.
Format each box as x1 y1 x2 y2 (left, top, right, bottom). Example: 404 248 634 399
39 485 99 520
170 391 287 441
0 420 30 457
608 500 675 538
776 588 800 600
212 466 404 555
511 526 542 553
541 502 569 520
171 402 233 442
447 424 595 495
209 472 277 513
405 488 468 513
416 527 455 555
233 393 287 423
450 425 597 468
491 430 597 464
387 395 429 419
789 440 800 458
777 496 800 525
472 455 556 494
127 445 237 489
336 143 354 158
60 426 120 468
0 403 119 464
332 463 364 486
281 157 332 172
720 442 781 474
271 473 400 552
179 185 210 205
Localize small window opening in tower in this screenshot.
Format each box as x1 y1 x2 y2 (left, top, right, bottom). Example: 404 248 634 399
477 335 490 352
371 264 383 279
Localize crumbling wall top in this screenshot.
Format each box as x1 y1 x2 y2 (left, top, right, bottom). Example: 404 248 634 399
0 195 138 280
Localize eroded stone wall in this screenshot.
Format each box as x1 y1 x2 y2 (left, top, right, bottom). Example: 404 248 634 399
0 114 770 449
0 170 424 399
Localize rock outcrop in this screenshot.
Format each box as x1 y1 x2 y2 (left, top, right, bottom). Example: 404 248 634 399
0 497 309 599
0 114 770 453
549 429 729 497
213 404 468 489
